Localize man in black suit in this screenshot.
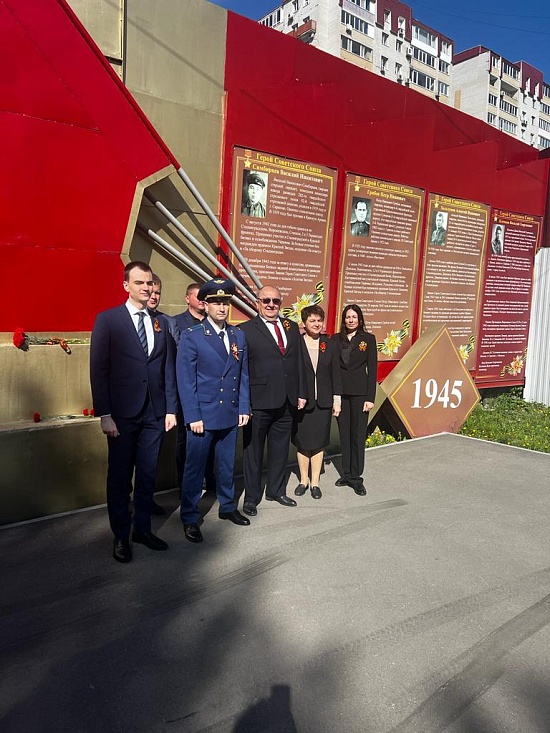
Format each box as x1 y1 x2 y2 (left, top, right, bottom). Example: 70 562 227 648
239 285 307 516
90 261 178 563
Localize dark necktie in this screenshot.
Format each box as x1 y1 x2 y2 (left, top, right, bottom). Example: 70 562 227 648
273 321 285 355
219 329 228 353
137 312 148 355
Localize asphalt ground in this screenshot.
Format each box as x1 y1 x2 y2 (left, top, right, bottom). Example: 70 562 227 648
2 433 550 733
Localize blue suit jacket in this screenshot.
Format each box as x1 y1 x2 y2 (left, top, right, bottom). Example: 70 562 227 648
90 305 178 419
177 321 250 430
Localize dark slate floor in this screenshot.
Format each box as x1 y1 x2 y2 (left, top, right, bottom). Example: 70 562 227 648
2 433 550 733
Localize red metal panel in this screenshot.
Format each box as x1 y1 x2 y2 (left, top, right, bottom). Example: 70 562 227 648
0 0 177 332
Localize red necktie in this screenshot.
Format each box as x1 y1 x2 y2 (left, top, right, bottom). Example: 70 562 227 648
273 321 285 355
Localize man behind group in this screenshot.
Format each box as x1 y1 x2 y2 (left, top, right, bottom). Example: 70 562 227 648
90 261 178 563
239 286 307 516
146 273 179 516
177 278 251 543
174 282 206 334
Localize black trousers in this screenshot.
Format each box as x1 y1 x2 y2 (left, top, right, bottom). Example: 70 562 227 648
243 402 293 505
337 395 368 486
106 397 164 540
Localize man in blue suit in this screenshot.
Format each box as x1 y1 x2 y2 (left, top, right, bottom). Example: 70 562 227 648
177 278 251 543
173 282 216 493
90 261 178 563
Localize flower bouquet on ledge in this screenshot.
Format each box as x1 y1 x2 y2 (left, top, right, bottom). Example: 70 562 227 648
13 328 90 355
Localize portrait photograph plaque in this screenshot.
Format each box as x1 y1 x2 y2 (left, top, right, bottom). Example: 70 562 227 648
475 210 541 383
229 147 337 322
339 174 425 361
418 194 489 368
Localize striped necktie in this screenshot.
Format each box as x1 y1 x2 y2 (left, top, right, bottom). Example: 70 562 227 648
137 312 148 355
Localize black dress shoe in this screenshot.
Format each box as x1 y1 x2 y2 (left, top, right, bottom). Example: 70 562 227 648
113 538 132 563
243 502 257 516
266 494 297 507
183 523 203 543
219 509 251 526
151 500 166 516
294 483 308 496
310 485 322 499
353 483 367 496
335 477 349 487
131 530 169 551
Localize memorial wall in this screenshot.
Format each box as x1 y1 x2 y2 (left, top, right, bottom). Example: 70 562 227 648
221 12 548 389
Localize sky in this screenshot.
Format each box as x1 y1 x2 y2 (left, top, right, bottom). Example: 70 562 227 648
210 0 550 79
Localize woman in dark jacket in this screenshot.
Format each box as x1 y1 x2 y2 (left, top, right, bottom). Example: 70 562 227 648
292 305 342 499
333 304 377 495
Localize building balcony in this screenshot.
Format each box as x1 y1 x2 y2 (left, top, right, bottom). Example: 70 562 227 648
290 18 316 43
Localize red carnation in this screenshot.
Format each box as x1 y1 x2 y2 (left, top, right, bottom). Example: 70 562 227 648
33 412 41 423
13 328 28 349
83 408 89 416
90 408 95 417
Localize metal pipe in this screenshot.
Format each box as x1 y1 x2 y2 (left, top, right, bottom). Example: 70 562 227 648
176 166 263 290
136 222 257 317
143 191 257 305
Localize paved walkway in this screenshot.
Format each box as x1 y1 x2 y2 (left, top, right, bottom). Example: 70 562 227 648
2 433 550 732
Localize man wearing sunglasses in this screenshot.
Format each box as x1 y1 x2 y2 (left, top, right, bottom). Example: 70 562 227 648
239 286 308 516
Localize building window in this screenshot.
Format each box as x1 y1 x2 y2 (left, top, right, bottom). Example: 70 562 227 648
541 102 550 115
413 25 437 49
341 35 372 61
539 118 550 133
438 81 449 96
487 113 496 125
441 40 451 56
539 135 550 149
499 118 517 134
395 62 402 77
293 0 299 11
502 60 519 79
413 47 436 68
349 0 370 8
439 59 450 74
410 68 435 91
382 32 389 45
381 56 388 73
500 98 518 116
396 40 402 52
384 10 391 25
341 10 369 35
488 93 498 107
543 84 550 99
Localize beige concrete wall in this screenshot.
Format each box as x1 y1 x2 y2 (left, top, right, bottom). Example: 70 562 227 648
66 0 228 310
2 0 229 522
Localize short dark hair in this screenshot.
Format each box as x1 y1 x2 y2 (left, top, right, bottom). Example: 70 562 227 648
151 273 162 287
355 198 369 209
339 304 365 338
301 304 325 323
124 261 152 282
186 282 201 295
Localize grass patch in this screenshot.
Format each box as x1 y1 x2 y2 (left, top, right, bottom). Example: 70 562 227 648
459 388 550 453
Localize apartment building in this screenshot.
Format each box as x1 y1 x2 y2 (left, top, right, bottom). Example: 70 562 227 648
453 47 550 150
259 0 453 104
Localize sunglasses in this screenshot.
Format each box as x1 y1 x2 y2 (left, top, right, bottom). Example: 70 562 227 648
259 297 281 305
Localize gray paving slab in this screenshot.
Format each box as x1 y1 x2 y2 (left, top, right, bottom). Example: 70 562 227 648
1 433 550 733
